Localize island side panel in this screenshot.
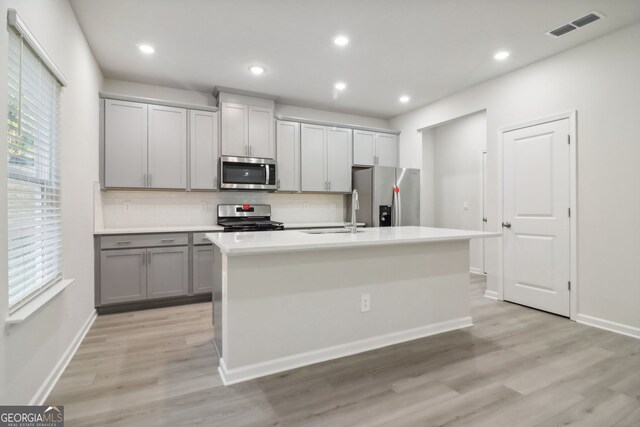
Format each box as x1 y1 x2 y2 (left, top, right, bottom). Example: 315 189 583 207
212 245 223 357
222 240 471 378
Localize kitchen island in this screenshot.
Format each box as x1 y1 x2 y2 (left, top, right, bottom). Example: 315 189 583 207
207 226 500 385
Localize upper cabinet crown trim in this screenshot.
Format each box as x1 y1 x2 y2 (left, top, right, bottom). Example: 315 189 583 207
99 92 219 113
275 115 401 135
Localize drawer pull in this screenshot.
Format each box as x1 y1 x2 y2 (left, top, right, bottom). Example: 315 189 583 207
160 239 175 243
116 241 131 245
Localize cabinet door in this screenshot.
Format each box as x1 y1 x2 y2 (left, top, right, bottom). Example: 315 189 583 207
221 102 248 157
148 105 187 189
104 100 148 188
193 245 214 294
276 120 300 192
147 246 189 299
248 106 274 159
190 110 219 190
301 124 327 192
326 127 353 193
353 130 375 166
375 133 399 167
100 249 146 304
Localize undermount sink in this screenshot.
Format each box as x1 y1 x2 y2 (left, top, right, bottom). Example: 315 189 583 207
302 229 365 234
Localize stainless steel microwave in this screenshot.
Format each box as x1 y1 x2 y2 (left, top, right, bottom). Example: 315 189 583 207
220 156 277 191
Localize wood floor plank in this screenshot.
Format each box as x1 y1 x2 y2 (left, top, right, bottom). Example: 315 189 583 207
47 274 640 427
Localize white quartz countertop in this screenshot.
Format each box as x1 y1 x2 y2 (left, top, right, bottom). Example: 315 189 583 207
93 222 362 235
206 226 502 256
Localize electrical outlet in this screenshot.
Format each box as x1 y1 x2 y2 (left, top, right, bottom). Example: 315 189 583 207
463 202 469 211
123 201 131 212
201 201 208 211
361 294 371 312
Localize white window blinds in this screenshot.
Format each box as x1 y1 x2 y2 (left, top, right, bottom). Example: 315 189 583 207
7 28 63 310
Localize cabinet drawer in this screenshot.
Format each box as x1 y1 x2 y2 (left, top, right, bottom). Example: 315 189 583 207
101 233 188 249
193 232 216 245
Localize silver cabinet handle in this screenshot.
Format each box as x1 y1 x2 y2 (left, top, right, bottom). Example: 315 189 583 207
143 173 147 187
115 241 131 245
328 181 331 191
482 218 488 223
142 251 146 265
160 239 175 243
502 222 512 228
277 178 280 189
147 252 151 263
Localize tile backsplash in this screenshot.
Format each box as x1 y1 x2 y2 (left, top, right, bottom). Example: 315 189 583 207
94 183 346 229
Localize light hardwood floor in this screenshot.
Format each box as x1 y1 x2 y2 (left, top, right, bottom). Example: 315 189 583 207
48 275 640 426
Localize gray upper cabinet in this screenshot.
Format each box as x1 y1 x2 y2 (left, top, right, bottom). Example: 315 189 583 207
301 124 327 192
276 120 300 192
220 102 248 157
100 248 147 304
104 100 148 188
248 106 275 158
147 246 189 299
148 105 187 189
326 127 352 192
353 130 398 167
353 130 375 166
375 133 399 167
301 124 352 193
220 101 274 158
190 110 219 190
103 98 190 190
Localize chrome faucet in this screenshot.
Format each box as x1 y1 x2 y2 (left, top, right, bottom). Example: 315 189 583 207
348 189 359 233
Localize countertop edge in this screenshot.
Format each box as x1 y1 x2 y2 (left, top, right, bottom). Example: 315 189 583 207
206 231 502 256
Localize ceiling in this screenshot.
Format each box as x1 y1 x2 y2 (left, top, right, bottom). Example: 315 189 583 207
69 0 640 119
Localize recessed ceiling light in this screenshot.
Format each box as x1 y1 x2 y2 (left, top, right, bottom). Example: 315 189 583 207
334 35 349 46
399 95 410 103
249 65 265 75
334 82 347 91
137 44 155 54
494 51 510 60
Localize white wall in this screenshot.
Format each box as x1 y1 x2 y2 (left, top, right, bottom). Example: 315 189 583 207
390 23 640 332
97 189 346 229
430 112 486 273
0 0 103 404
102 78 391 130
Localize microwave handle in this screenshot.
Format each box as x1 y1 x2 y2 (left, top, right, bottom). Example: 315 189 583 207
265 164 270 185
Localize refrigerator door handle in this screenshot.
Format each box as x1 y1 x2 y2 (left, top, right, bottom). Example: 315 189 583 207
397 190 402 226
392 188 399 226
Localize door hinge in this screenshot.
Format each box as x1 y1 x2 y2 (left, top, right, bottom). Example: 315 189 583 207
568 281 571 291
567 135 570 144
568 207 571 217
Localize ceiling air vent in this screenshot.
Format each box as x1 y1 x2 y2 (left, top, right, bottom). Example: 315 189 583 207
547 10 605 38
572 12 602 28
549 24 577 37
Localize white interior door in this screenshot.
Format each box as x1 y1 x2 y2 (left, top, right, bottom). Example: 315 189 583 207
481 150 487 274
503 118 571 317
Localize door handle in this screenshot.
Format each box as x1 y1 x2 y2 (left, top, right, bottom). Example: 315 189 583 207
502 222 512 228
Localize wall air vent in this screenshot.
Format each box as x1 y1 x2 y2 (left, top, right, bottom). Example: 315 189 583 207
547 11 605 38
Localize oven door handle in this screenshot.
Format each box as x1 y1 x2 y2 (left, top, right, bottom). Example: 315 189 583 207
265 164 270 185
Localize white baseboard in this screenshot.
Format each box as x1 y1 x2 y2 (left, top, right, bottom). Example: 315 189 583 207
218 316 473 385
30 310 97 405
575 313 640 340
484 290 498 300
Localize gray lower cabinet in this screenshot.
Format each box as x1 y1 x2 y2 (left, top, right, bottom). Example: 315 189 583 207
147 246 189 298
100 248 147 304
193 245 214 294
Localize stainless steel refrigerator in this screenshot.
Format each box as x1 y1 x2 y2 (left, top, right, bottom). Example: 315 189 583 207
351 166 420 227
